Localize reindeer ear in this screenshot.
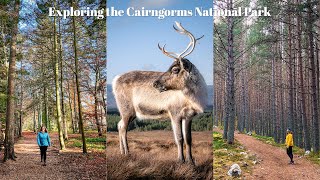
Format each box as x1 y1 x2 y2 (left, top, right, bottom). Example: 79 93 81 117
188 71 198 83
181 59 193 72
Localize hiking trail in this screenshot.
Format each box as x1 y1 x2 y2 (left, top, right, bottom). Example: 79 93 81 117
234 130 320 179
0 132 105 180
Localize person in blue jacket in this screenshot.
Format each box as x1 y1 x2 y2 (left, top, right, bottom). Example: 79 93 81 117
37 126 51 166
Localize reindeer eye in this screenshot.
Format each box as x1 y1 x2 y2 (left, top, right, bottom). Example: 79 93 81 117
172 67 180 74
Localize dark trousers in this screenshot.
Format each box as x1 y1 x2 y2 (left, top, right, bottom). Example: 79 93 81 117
286 146 293 162
40 146 48 162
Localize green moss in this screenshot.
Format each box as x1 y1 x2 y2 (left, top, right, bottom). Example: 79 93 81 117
213 131 254 179
307 152 320 166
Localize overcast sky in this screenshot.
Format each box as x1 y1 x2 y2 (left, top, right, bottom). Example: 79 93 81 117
107 0 213 85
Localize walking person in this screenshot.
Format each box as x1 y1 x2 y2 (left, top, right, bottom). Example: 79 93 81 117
37 126 51 166
285 128 294 164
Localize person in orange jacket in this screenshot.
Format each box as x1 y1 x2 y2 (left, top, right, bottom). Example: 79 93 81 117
285 128 294 164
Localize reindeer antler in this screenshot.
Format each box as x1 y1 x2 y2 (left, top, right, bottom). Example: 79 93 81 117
158 21 204 61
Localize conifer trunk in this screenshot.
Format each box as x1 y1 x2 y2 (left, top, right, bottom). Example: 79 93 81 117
4 0 20 162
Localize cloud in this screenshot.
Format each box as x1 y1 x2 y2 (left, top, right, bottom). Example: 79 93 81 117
141 64 159 71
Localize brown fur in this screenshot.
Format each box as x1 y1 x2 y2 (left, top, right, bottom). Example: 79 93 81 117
112 22 207 164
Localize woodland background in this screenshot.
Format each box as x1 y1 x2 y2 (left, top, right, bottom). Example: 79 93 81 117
0 0 106 160
214 0 320 153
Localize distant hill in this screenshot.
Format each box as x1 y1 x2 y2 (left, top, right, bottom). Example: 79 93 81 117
107 84 214 110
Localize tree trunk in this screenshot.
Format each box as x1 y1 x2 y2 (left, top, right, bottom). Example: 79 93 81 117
223 78 229 140
44 86 49 130
67 81 75 133
19 74 23 137
287 12 295 132
226 0 235 144
279 20 285 143
59 17 68 140
307 0 319 153
33 101 37 133
72 0 87 153
72 75 79 133
94 69 102 136
297 1 311 150
4 0 20 162
53 0 65 150
271 51 277 142
38 95 42 129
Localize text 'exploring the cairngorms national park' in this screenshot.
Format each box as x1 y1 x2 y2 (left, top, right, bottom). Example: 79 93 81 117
1 0 320 179
48 6 271 20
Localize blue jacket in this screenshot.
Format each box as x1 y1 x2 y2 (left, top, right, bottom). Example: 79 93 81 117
37 132 51 147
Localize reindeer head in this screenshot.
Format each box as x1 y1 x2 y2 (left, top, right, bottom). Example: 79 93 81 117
153 22 203 92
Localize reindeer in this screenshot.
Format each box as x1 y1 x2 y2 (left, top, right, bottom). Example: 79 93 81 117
112 22 208 164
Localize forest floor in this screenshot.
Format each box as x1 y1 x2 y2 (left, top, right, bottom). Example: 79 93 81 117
0 131 106 180
107 130 213 179
214 128 320 179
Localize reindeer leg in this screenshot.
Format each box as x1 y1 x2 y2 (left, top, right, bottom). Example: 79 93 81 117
171 118 184 162
117 119 129 155
182 119 194 165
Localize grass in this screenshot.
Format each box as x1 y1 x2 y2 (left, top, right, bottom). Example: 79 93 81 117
213 131 255 179
307 152 320 166
65 133 106 151
252 133 320 166
107 131 212 179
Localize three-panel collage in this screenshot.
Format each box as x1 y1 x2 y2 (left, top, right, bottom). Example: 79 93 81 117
0 0 319 179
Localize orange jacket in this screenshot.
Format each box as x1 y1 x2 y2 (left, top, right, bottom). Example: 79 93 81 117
285 133 294 148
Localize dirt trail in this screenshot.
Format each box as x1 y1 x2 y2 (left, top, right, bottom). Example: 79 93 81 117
0 131 105 180
233 131 320 180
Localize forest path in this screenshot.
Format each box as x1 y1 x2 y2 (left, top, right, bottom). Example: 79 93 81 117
0 131 105 180
234 131 320 179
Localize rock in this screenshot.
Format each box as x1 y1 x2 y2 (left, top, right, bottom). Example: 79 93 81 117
247 131 252 136
305 150 310 155
228 163 242 177
253 160 258 165
240 152 249 159
241 161 248 167
240 152 249 158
